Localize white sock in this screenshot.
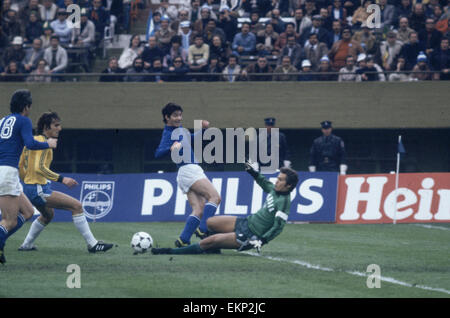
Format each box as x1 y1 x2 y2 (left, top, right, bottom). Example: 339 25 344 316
22 219 46 248
72 214 98 247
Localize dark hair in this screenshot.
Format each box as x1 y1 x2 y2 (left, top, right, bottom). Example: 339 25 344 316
50 35 59 41
37 111 60 135
279 167 299 192
129 34 140 47
10 89 32 113
162 103 183 123
171 35 182 44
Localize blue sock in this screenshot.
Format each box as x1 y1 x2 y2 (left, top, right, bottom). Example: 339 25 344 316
0 225 8 250
179 215 200 244
199 202 218 234
6 214 25 239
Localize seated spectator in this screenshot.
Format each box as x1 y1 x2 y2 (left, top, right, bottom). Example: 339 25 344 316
164 56 190 82
409 3 426 33
269 9 286 34
25 11 43 44
298 59 314 81
273 55 298 81
352 22 376 54
303 32 329 71
90 0 110 43
188 34 209 78
378 0 396 30
356 55 380 81
376 31 403 71
2 10 22 40
0 26 9 58
26 58 51 82
205 55 222 81
147 11 161 38
433 6 448 34
0 60 24 81
302 1 318 19
411 52 432 81
125 57 149 82
399 32 425 70
155 16 176 54
40 23 53 49
20 0 42 23
419 18 442 55
338 55 358 82
256 23 279 55
194 5 215 35
2 36 26 70
319 7 333 31
209 35 230 69
329 27 363 70
352 0 372 29
22 38 44 73
222 54 242 82
294 9 312 38
396 0 413 23
170 8 189 34
430 38 450 80
163 35 188 67
189 0 201 25
99 56 125 82
232 22 256 56
217 6 238 44
179 21 196 53
241 55 273 81
278 35 302 69
203 19 226 47
249 10 265 35
118 34 143 70
330 20 342 47
396 17 415 45
242 0 272 19
315 55 337 81
328 0 347 25
388 56 412 82
148 57 165 82
275 22 298 49
50 9 73 45
300 15 330 48
71 9 95 47
39 0 58 23
43 35 68 80
156 0 178 21
142 36 164 70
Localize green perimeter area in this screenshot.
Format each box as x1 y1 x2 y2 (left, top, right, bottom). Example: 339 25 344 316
1 222 449 298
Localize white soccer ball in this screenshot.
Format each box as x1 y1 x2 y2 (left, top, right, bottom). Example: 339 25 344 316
131 232 153 254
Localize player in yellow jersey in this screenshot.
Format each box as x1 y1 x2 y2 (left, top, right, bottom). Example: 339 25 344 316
18 112 114 253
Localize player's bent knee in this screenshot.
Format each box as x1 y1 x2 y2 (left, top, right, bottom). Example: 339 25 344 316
71 201 83 214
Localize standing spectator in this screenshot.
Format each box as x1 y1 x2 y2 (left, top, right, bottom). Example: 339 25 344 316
125 57 149 82
90 0 110 43
142 36 165 70
241 55 273 81
338 55 358 81
293 8 312 38
309 121 347 174
232 22 257 56
399 31 425 70
2 10 23 41
39 0 58 23
188 34 209 79
430 38 450 80
217 6 238 44
273 55 298 81
2 36 26 70
315 55 337 81
411 52 432 81
26 58 51 82
24 11 43 44
409 3 427 33
378 0 396 30
99 56 125 82
155 17 176 54
303 32 329 71
50 9 72 45
43 35 68 80
222 54 242 82
298 59 314 81
279 35 302 69
419 18 442 56
329 27 363 70
156 0 178 21
388 56 411 82
164 35 188 67
396 17 415 45
22 38 44 73
164 56 190 82
376 31 403 71
0 60 24 82
118 34 143 70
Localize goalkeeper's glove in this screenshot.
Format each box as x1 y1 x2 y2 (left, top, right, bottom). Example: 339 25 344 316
249 237 263 254
244 160 259 177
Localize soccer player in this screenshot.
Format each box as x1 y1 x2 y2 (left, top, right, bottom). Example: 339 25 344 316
17 112 114 253
0 89 57 264
151 163 299 255
155 103 221 247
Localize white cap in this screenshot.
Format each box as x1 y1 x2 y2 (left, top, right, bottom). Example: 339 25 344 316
220 5 230 12
320 55 330 63
12 36 23 45
357 53 367 62
302 59 312 67
180 21 190 28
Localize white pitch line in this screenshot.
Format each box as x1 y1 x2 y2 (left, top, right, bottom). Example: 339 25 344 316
411 224 450 231
244 252 450 296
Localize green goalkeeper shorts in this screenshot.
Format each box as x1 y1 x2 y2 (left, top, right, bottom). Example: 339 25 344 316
234 217 256 250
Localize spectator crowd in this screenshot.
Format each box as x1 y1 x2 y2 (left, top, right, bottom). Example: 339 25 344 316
1 0 450 82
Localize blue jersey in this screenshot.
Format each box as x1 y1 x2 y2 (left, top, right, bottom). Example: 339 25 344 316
155 125 200 169
0 113 49 168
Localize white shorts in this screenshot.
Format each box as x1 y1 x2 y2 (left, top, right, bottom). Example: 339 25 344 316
177 164 207 194
0 166 23 196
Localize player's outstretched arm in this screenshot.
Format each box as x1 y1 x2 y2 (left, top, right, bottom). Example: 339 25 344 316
244 160 274 193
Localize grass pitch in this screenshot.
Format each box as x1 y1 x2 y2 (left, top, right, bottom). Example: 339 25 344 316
1 221 449 298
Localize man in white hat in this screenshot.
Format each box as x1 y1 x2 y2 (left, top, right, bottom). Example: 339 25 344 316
2 36 25 69
298 59 314 81
179 20 196 52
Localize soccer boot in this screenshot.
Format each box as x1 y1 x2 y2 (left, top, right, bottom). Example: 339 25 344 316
0 248 5 265
174 238 189 248
88 240 114 253
151 248 173 255
18 245 38 251
194 228 208 239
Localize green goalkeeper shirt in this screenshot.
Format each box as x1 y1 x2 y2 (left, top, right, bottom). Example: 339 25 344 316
246 171 291 243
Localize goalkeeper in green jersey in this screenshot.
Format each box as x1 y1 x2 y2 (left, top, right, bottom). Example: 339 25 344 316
151 162 299 255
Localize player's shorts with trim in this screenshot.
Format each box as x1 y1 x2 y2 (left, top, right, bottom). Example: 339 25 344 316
176 164 207 194
234 217 256 251
0 166 23 196
23 183 53 207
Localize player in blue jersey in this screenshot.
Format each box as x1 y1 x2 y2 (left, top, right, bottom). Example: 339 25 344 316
0 89 57 264
155 103 221 247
